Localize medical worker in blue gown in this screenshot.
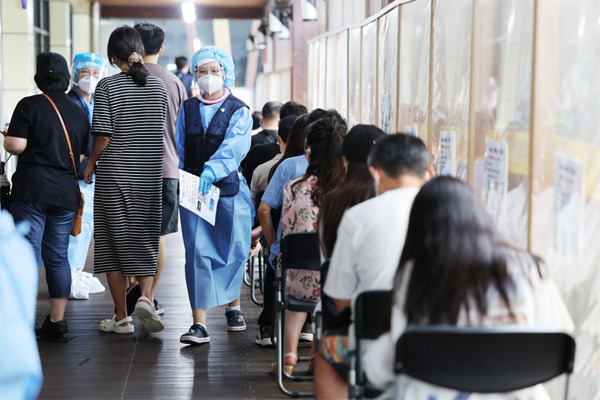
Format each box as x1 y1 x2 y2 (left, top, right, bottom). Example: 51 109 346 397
176 46 253 345
66 53 107 293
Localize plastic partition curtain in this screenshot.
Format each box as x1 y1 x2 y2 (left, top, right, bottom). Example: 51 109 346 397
347 27 362 128
431 0 472 181
307 41 317 111
336 30 349 120
397 0 431 146
533 1 600 396
472 0 533 250
377 6 399 133
361 20 378 124
317 38 327 109
325 35 338 110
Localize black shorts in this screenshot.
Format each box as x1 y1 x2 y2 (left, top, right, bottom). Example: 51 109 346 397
161 178 179 235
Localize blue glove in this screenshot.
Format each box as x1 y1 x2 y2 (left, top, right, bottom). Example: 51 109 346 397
199 168 215 194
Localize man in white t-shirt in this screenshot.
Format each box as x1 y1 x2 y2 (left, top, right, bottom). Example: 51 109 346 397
315 133 430 399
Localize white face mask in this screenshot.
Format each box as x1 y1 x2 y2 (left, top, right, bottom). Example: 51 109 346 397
78 76 99 94
197 74 224 95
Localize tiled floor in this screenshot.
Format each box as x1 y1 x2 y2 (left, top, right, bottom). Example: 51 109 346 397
34 231 313 399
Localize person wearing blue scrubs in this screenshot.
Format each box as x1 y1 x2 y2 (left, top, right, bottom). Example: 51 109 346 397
176 46 253 345
66 53 107 283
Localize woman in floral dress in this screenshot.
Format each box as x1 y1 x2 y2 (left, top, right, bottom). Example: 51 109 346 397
276 116 346 374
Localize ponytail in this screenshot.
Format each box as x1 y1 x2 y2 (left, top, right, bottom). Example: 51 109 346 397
107 25 149 87
129 61 148 86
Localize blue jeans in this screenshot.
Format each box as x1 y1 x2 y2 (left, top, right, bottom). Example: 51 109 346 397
11 201 75 299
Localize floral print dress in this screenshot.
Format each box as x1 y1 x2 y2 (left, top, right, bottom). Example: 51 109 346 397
281 175 321 303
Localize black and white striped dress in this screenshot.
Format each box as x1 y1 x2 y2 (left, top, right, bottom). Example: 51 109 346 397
92 73 167 276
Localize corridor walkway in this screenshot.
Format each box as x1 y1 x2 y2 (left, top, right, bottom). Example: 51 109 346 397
34 230 311 399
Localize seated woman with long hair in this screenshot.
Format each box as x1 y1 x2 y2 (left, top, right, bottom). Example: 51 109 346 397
363 176 573 399
272 116 347 374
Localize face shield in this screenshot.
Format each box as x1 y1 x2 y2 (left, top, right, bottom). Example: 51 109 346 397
72 53 108 94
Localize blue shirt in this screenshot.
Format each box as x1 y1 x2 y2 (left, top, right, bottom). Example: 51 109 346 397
261 155 309 265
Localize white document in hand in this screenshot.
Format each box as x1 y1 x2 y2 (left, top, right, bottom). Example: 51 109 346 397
179 169 220 226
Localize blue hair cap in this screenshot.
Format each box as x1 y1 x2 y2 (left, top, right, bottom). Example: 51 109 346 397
191 46 235 87
72 53 108 83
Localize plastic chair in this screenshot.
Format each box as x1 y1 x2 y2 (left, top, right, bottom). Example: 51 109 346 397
274 232 321 397
348 290 392 400
395 326 576 399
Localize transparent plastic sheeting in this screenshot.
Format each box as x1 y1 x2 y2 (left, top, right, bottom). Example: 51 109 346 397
255 69 292 111
347 27 362 128
397 0 431 146
325 35 338 110
318 38 327 109
307 41 316 111
431 0 473 181
361 20 378 125
377 7 399 133
472 0 533 250
336 30 349 121
533 0 600 397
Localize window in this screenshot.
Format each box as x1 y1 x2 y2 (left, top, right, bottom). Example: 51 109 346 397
33 0 50 56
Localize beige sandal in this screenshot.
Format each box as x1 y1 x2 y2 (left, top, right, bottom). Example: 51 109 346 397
134 296 164 333
270 352 297 375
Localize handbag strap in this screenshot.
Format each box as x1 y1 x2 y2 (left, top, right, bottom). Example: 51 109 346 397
42 93 78 176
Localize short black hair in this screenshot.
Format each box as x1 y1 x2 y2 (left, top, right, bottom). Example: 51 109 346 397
367 133 429 178
251 111 261 130
134 21 165 56
175 56 188 70
280 101 307 119
261 101 283 120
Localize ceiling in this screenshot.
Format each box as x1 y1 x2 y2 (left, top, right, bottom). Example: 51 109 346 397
96 0 268 19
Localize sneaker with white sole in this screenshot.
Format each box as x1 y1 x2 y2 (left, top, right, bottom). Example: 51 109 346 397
299 321 313 342
180 324 210 345
154 299 165 315
255 325 275 346
225 309 246 331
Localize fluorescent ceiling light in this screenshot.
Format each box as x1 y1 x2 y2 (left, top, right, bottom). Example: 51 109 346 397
269 12 283 33
301 0 317 21
193 38 202 52
182 1 196 24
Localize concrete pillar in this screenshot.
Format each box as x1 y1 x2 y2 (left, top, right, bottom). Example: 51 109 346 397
72 12 92 55
92 1 100 54
1 0 35 122
212 19 232 55
49 0 72 63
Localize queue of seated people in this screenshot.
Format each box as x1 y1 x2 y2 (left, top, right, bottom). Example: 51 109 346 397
246 101 574 399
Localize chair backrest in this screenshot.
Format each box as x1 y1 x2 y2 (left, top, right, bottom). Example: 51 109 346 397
395 326 576 393
281 232 321 271
354 290 392 340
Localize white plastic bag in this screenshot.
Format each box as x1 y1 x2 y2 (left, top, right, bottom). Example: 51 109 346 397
69 269 105 299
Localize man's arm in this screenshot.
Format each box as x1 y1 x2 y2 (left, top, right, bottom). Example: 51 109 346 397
258 201 276 246
333 299 351 313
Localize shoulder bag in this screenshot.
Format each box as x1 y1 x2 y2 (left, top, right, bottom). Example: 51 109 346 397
42 93 84 236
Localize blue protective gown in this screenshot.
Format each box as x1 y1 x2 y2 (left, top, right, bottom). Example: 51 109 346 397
175 95 253 309
0 211 43 399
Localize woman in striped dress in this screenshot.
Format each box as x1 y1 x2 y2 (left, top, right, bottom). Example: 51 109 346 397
83 26 167 334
